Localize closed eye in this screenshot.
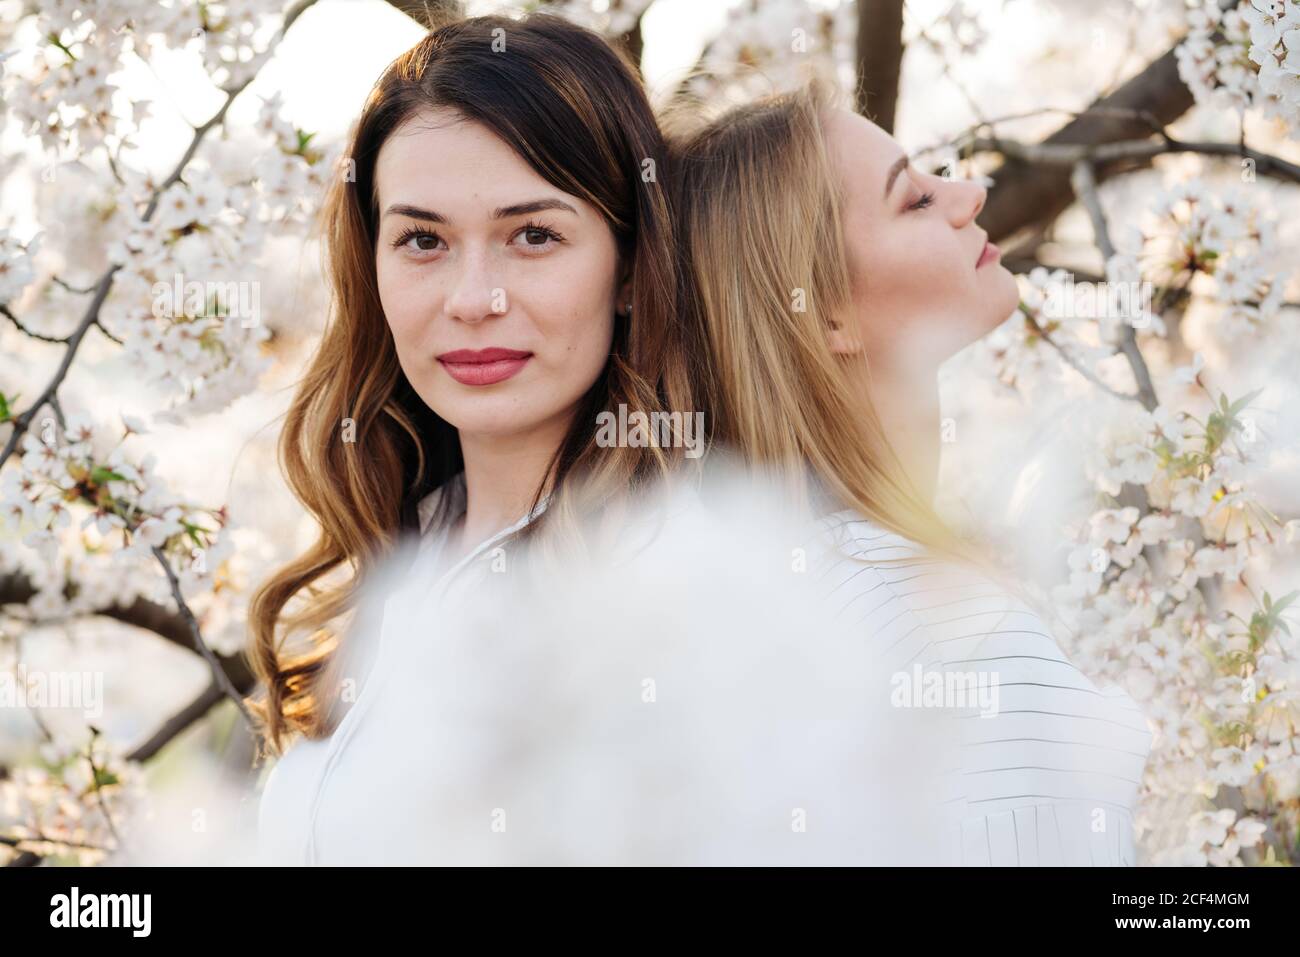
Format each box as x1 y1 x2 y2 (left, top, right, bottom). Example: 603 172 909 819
907 191 936 212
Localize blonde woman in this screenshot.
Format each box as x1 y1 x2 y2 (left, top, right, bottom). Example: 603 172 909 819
251 15 694 864
668 81 1153 866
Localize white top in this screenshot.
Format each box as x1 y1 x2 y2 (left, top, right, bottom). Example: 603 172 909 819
814 510 1153 865
256 472 545 865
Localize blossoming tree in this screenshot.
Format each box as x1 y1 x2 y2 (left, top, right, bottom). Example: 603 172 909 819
1 0 1297 866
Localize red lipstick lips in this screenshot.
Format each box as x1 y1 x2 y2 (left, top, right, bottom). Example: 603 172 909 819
436 347 533 386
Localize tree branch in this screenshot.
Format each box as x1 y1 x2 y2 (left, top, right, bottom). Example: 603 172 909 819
1069 159 1159 412
967 134 1300 184
0 572 253 692
127 680 227 762
976 0 1240 245
1020 307 1139 404
1 304 69 344
0 0 323 473
855 0 905 133
150 547 253 726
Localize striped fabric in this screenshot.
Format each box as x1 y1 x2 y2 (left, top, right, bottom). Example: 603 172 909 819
814 510 1153 866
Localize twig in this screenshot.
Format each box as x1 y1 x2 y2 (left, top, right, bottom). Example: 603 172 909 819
51 275 95 295
912 105 1174 164
965 134 1300 183
1 303 68 344
1070 159 1159 411
0 833 114 854
1021 306 1139 403
84 732 121 847
142 0 320 220
0 267 118 470
151 546 253 727
93 318 124 345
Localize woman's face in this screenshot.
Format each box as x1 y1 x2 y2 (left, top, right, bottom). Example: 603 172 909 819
374 108 621 442
822 107 1019 372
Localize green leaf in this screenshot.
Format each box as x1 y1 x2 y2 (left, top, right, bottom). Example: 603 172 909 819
1227 388 1264 417
89 466 127 485
1205 412 1229 452
1271 590 1298 614
92 768 119 788
180 520 205 548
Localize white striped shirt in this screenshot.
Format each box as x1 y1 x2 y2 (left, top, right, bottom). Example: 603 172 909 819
814 509 1153 866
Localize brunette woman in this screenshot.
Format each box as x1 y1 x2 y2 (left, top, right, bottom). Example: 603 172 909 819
252 14 694 864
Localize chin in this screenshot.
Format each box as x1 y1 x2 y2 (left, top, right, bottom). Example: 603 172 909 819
987 267 1022 325
432 405 532 440
430 387 582 443
416 383 512 433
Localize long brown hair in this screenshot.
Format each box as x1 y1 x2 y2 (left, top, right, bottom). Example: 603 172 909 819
666 78 1005 575
249 14 695 755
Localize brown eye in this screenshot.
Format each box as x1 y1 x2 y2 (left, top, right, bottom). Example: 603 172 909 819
390 227 443 252
510 222 565 251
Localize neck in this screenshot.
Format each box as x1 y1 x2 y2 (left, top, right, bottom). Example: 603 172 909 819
859 359 941 504
449 412 571 562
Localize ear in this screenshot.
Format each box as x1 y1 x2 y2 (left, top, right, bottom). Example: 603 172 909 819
826 314 865 356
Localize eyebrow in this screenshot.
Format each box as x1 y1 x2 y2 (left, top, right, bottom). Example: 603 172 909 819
382 198 579 224
883 153 910 200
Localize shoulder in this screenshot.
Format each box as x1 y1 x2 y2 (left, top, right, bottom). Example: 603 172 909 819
815 510 1152 811
256 736 329 865
812 508 987 655
816 508 930 563
814 512 1152 862
811 509 1138 697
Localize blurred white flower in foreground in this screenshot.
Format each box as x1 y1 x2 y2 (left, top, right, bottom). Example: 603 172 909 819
253 471 960 866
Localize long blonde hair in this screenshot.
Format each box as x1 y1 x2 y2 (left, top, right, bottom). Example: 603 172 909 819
666 79 1005 575
248 14 696 756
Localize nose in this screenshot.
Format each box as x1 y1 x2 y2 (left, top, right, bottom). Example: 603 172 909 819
442 249 503 325
949 178 986 228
